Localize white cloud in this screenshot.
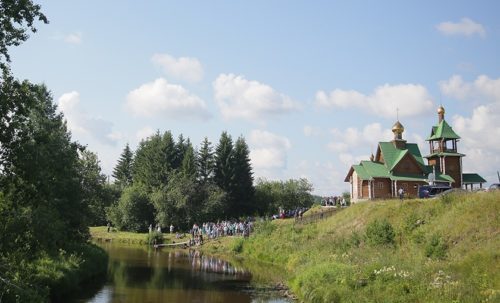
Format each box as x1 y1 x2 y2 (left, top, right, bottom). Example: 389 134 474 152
453 104 500 151
58 91 118 145
441 74 500 184
436 18 486 37
64 32 83 44
328 123 393 153
213 73 300 122
248 130 291 171
152 53 204 83
303 125 322 137
292 161 348 195
440 75 500 102
126 78 211 120
315 83 434 118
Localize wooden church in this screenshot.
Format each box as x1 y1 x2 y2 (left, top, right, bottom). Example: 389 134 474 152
344 106 486 202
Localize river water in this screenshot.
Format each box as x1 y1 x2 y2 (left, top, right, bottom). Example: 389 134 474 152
76 243 290 303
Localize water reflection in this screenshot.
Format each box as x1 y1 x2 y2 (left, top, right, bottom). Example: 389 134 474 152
79 243 288 303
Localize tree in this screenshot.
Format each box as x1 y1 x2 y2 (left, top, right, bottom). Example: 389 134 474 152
133 131 175 190
106 184 154 232
254 178 314 214
173 134 189 170
112 143 133 188
214 132 235 216
232 136 255 216
197 137 215 184
181 141 197 178
0 84 89 250
0 0 48 71
79 149 114 226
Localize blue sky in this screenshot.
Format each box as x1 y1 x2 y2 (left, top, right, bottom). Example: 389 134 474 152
10 1 500 195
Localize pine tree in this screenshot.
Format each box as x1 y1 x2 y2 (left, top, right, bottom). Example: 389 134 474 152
112 143 133 188
197 137 215 184
133 130 179 190
181 141 196 178
214 131 235 216
174 134 188 170
232 136 255 216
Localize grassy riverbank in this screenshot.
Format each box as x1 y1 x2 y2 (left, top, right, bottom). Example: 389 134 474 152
90 226 187 245
206 191 499 303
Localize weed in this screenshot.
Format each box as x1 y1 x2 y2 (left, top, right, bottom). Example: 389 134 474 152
425 234 448 260
365 219 396 246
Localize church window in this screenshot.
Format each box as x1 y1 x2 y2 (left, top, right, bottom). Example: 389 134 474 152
377 182 384 189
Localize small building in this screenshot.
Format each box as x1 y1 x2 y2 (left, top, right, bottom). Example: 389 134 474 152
345 106 486 202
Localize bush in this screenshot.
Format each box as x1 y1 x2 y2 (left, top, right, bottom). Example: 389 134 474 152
232 238 245 253
146 231 164 245
254 220 276 236
365 219 395 246
425 234 448 259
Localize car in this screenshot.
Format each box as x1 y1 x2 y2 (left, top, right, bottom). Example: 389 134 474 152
418 185 452 198
488 183 500 191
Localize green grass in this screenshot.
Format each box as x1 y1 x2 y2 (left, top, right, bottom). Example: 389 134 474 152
89 226 187 245
218 191 500 303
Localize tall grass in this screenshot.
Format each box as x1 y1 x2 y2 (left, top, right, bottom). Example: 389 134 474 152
229 191 500 303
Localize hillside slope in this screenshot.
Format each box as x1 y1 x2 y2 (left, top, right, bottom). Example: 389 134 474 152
220 192 499 303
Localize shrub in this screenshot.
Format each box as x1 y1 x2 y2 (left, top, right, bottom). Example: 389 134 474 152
349 231 361 248
232 238 245 253
254 220 276 236
146 231 164 245
365 219 395 246
425 234 448 259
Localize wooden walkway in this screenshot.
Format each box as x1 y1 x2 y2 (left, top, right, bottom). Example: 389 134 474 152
154 240 190 249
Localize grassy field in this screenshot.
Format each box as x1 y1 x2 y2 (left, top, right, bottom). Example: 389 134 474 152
89 226 189 245
206 191 499 303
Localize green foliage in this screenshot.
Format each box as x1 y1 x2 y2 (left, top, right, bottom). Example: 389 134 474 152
112 143 134 188
225 192 500 303
132 131 175 190
79 150 115 226
365 219 396 246
107 184 154 232
290 262 355 303
0 0 48 68
254 220 276 236
0 4 109 300
342 191 351 205
196 137 215 184
231 136 255 216
254 178 314 214
181 142 196 177
146 231 164 245
231 238 245 253
425 234 448 259
0 244 107 302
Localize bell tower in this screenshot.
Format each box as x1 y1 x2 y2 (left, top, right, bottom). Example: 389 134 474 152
425 106 464 188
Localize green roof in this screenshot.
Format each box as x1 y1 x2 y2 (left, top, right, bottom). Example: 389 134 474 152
462 173 486 184
427 120 460 141
352 165 370 180
378 142 428 172
360 161 391 178
435 173 455 183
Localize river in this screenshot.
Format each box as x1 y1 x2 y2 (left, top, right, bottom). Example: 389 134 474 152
75 243 291 303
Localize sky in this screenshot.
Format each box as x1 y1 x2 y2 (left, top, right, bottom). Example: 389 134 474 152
9 0 500 195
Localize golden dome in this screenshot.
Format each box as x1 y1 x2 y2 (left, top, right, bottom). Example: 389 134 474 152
392 120 404 133
437 105 445 114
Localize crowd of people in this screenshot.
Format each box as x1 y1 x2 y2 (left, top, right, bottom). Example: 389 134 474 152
150 220 254 247
321 196 348 207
